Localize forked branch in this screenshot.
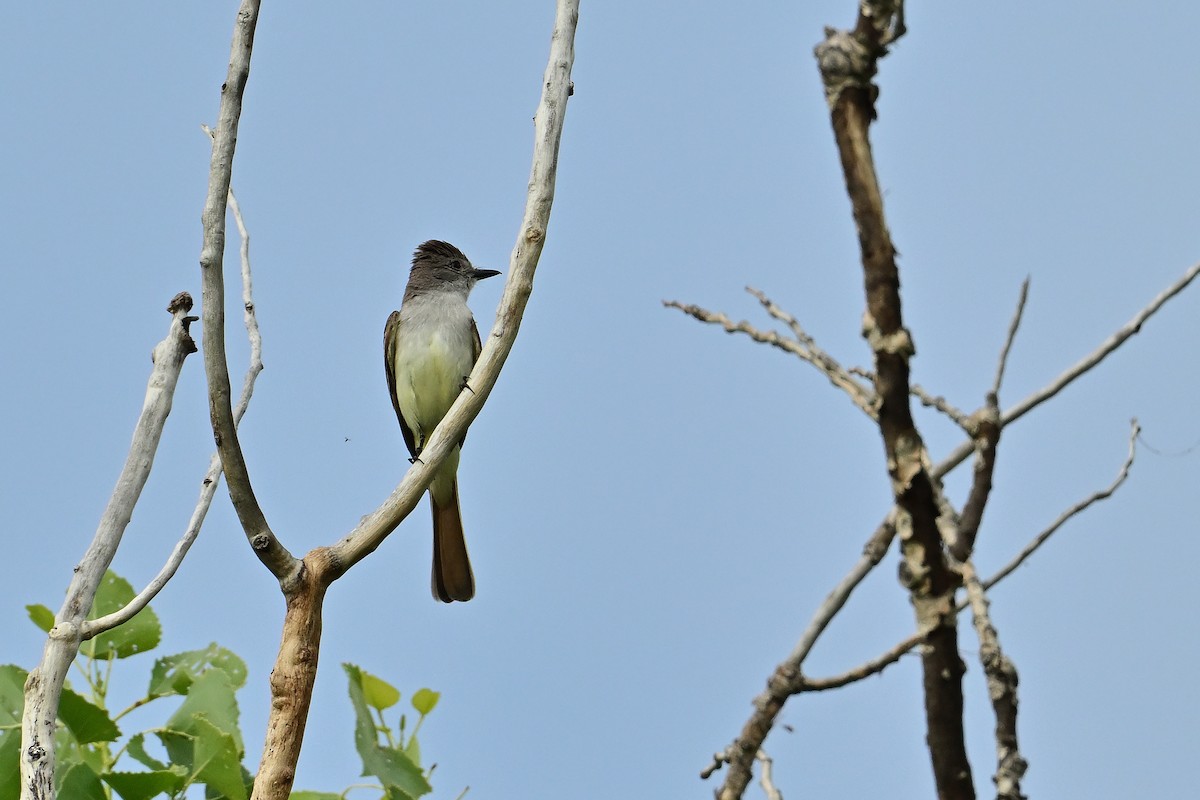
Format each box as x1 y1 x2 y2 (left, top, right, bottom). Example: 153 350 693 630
190 3 580 798
800 419 1139 692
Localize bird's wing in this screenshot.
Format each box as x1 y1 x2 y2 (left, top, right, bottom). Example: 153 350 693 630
452 315 486 449
471 315 483 363
384 310 419 458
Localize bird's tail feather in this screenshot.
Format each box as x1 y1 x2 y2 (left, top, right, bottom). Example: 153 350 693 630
431 481 475 602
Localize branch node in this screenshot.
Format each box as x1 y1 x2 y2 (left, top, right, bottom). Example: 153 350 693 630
814 28 874 108
167 291 194 314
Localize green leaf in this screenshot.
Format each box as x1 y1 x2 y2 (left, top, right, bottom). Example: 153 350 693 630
103 768 186 800
190 716 246 800
127 732 168 771
0 666 28 726
26 604 54 633
0 730 21 800
361 670 401 712
343 665 430 799
81 572 162 660
164 669 242 751
288 792 344 800
54 725 106 775
156 721 247 800
155 730 193 783
58 762 107 800
410 689 439 716
59 685 121 743
149 645 248 698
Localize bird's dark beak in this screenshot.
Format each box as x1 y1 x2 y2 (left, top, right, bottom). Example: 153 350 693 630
473 268 502 281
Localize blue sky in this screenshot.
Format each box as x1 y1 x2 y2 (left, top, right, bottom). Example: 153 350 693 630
3 1 1198 798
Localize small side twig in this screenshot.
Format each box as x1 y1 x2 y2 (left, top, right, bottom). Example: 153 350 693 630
664 293 877 420
911 384 971 431
798 622 933 692
991 278 1030 397
984 419 1139 589
756 751 783 800
699 518 896 780
935 261 1200 479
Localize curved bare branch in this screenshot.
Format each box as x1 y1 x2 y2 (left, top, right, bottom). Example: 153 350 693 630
198 0 297 583
85 182 263 638
328 0 579 574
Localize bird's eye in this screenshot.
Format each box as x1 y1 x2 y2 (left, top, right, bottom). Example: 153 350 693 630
450 259 462 271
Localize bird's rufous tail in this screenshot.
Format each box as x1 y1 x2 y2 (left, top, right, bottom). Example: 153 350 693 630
431 481 474 602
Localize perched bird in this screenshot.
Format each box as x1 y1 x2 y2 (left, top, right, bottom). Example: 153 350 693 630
384 240 500 602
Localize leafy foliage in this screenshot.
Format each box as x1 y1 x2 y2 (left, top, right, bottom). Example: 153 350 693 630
344 665 438 800
3 572 455 800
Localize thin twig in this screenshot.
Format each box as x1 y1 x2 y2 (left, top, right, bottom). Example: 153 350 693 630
991 278 1030 397
781 518 896 677
700 518 896 781
911 384 971 430
984 419 1139 589
799 623 932 692
1135 429 1200 457
935 262 1200 480
756 751 783 800
84 174 263 638
748 285 878 412
663 299 877 420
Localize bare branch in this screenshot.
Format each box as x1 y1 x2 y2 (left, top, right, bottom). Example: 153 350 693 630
991 278 1029 398
663 298 877 420
984 419 1139 590
935 261 1200 480
961 560 1028 800
198 0 297 583
813 6 972 797
856 367 976 431
327 0 577 573
812 269 1191 697
800 625 930 691
950 398 1001 562
21 297 198 800
786 517 896 672
700 518 895 785
911 383 971 431
84 179 263 638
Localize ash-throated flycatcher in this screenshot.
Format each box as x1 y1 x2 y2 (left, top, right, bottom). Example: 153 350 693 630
384 240 499 602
